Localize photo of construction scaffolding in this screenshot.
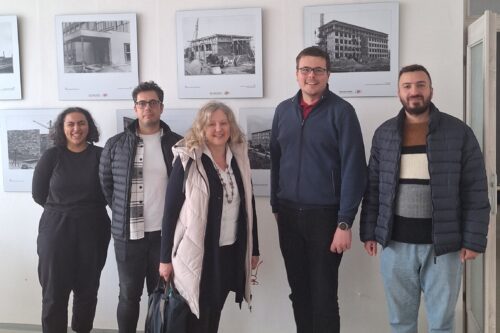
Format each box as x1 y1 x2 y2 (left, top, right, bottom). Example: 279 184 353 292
180 14 257 76
7 120 53 170
61 20 132 73
1 109 60 191
0 22 14 74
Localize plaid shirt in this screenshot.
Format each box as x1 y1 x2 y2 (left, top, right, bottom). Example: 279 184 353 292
129 136 145 240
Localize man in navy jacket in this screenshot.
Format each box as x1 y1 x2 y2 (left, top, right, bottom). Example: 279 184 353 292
270 46 367 333
360 64 490 333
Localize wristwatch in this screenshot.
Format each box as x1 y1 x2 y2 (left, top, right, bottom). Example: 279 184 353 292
338 221 351 230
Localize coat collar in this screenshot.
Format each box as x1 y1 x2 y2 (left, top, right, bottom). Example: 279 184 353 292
126 119 172 137
291 84 332 106
396 102 441 134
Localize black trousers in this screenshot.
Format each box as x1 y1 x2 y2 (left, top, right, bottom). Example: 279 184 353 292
277 205 343 333
187 243 237 333
114 231 161 333
37 207 110 333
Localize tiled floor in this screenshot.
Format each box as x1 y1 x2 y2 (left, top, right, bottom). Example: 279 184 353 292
0 324 123 333
0 324 40 333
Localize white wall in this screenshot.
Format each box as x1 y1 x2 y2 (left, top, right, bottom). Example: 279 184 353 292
0 0 464 332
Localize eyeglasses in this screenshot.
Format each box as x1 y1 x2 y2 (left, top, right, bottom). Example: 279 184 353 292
297 67 328 75
251 260 263 286
135 99 162 109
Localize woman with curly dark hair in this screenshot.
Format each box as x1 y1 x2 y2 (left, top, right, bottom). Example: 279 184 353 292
32 107 111 333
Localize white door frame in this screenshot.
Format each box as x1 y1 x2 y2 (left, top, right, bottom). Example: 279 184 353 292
465 9 497 333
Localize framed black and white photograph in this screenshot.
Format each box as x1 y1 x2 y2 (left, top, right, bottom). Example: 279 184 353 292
304 2 399 97
176 8 263 99
238 107 273 196
55 13 138 100
0 108 61 191
0 16 21 100
116 108 198 135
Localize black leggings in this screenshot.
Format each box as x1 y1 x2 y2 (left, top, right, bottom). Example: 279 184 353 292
37 207 110 333
187 243 238 333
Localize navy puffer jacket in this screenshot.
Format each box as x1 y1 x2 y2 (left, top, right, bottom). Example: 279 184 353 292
360 104 490 255
99 120 182 240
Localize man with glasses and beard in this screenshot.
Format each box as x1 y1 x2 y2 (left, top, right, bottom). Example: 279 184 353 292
100 81 182 333
360 64 490 333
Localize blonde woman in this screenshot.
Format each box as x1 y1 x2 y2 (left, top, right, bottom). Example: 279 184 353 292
159 101 259 332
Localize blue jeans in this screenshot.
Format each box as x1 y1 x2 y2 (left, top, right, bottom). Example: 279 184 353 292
277 204 342 333
114 231 161 333
380 241 463 333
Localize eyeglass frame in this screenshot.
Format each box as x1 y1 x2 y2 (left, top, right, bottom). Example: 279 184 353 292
250 260 263 286
297 66 328 75
134 99 162 109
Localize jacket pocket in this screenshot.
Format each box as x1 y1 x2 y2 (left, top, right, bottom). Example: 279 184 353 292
172 223 187 257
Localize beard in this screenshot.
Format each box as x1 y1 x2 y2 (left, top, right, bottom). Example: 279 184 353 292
400 95 432 115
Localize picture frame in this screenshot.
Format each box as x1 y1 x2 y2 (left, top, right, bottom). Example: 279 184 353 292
238 107 274 196
0 16 21 100
116 108 198 136
176 8 263 99
0 108 61 192
55 13 138 100
304 2 399 97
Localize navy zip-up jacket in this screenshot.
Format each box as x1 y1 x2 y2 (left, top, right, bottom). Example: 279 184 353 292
270 87 367 225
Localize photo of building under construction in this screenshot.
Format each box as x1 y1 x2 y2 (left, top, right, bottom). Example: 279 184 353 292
180 14 257 76
314 15 390 72
61 20 132 73
239 107 273 196
0 22 14 74
304 3 398 97
0 16 21 99
1 109 60 191
247 118 271 170
7 122 53 170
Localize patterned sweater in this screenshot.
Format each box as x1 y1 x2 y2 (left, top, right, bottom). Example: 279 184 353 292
392 120 432 244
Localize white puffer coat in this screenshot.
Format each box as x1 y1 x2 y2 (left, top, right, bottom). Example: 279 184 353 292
171 139 255 317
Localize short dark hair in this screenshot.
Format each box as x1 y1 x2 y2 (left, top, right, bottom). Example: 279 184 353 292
51 107 100 146
296 46 331 72
132 81 164 103
399 64 432 86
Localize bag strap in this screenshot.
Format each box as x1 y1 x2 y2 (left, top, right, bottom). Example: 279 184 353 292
182 158 193 194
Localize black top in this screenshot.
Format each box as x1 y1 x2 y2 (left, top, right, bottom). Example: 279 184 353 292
32 145 107 210
160 154 260 262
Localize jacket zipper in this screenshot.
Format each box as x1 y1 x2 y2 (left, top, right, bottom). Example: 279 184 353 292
387 124 402 245
295 116 306 203
426 128 436 259
387 147 401 244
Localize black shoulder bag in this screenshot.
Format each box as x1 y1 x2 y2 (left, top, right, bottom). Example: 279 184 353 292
145 278 190 333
